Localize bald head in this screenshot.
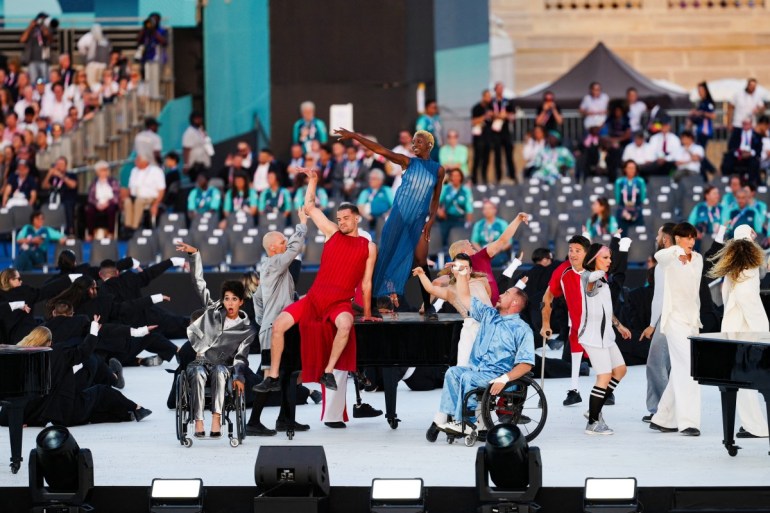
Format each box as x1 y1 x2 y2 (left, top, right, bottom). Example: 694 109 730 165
263 231 288 256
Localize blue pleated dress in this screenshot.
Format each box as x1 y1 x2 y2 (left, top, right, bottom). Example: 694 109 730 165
373 157 440 296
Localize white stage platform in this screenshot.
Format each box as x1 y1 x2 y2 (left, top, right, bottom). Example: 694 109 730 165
2 347 770 489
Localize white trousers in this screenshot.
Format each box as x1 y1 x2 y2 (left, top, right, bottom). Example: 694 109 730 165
738 390 769 436
651 320 701 430
321 369 348 423
456 318 479 367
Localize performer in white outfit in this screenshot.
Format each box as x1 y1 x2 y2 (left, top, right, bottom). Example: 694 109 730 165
412 253 494 366
708 224 769 438
650 222 703 436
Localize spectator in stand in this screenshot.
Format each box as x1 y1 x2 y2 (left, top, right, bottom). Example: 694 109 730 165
585 197 618 238
727 78 766 139
722 186 762 238
601 103 631 180
293 173 328 212
388 130 415 190
341 145 366 201
77 24 111 89
58 54 75 89
356 169 393 232
18 107 38 135
439 129 469 178
123 154 165 232
252 148 280 194
2 158 37 208
14 211 65 270
2 112 21 145
286 144 306 183
41 157 77 234
437 168 473 247
621 131 653 171
721 174 743 212
0 89 14 119
322 141 347 198
218 152 249 189
160 151 184 211
32 77 46 103
471 200 511 267
187 173 221 220
722 117 763 185
647 117 681 176
471 89 493 185
690 82 716 151
85 160 120 240
221 171 258 224
292 101 328 154
65 70 90 119
258 170 292 225
19 14 53 84
688 184 722 238
626 87 647 134
758 115 770 175
1 146 16 187
747 182 767 220
95 69 119 105
416 99 444 161
14 85 37 120
531 130 575 185
109 50 130 82
535 90 563 132
359 140 386 178
182 111 213 179
673 131 704 181
522 125 546 177
575 123 603 179
5 60 20 99
580 81 610 132
50 123 64 144
136 13 168 78
614 160 647 234
490 83 515 183
134 117 162 165
234 141 253 170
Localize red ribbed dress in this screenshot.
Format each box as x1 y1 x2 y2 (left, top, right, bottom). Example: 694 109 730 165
284 231 369 383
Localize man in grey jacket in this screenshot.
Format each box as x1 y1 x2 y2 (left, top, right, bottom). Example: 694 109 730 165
246 208 308 436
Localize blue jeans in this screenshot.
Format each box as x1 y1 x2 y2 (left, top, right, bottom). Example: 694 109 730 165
15 248 46 271
439 366 496 421
646 328 670 414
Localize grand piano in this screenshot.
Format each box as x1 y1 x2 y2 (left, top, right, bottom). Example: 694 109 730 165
690 332 770 457
0 345 51 473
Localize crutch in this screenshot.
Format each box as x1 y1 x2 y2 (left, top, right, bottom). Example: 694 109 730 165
540 330 549 390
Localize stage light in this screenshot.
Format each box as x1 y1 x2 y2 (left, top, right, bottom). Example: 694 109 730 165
583 478 639 513
149 478 204 513
29 426 94 513
476 424 541 513
370 478 424 513
254 446 330 513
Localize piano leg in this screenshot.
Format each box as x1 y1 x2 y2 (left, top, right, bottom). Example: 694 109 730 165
382 368 401 429
5 399 25 474
759 389 770 456
719 386 740 457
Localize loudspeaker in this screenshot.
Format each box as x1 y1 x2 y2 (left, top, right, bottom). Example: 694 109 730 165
254 446 330 498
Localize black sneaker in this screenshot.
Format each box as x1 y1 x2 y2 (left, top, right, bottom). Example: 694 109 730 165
680 427 701 437
133 407 152 422
353 403 383 418
736 427 766 438
109 358 125 389
139 355 163 367
245 422 277 436
424 305 439 321
276 419 310 432
426 422 440 443
324 421 346 428
649 422 678 433
309 390 322 404
563 389 582 406
319 372 337 390
642 414 653 423
253 376 280 393
604 391 615 406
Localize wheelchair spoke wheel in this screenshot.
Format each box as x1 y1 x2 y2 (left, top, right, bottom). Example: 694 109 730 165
480 375 547 443
234 390 246 445
175 374 190 445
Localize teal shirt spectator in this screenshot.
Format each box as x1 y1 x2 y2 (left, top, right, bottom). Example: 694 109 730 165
259 187 293 214
752 199 767 220
721 192 737 212
439 184 474 218
292 117 328 151
614 176 647 208
357 186 394 218
438 144 469 177
294 185 329 210
687 202 723 235
471 217 509 267
223 188 258 214
585 215 619 238
16 225 63 252
722 204 762 238
187 186 222 215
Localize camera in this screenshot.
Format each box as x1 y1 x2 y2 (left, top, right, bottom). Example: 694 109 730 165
36 12 59 29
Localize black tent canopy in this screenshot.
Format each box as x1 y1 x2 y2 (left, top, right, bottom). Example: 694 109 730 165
514 42 690 109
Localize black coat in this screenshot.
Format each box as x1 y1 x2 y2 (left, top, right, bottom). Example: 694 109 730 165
0 281 64 344
101 259 174 302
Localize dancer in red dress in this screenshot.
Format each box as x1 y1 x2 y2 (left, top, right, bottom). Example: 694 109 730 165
255 168 379 427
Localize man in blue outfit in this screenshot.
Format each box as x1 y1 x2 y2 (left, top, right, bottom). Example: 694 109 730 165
426 266 535 439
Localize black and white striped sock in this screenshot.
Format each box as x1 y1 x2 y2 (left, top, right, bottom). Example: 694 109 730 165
588 386 606 424
603 378 620 406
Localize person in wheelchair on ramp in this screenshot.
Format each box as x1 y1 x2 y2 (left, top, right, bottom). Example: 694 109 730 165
426 265 535 440
177 241 257 439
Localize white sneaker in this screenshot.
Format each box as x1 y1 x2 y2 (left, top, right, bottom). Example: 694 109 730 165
585 419 614 435
439 421 473 435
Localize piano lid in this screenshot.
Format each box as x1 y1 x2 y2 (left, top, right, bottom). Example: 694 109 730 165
690 332 770 345
0 345 52 354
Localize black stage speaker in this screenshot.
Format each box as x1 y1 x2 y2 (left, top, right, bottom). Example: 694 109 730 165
254 446 330 513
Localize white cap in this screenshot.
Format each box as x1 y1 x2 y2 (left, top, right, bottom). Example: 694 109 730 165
734 224 754 241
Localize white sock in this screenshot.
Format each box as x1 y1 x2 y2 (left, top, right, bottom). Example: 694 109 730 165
433 412 448 425
571 352 583 390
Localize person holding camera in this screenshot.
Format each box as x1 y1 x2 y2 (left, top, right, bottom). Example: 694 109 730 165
136 12 167 79
20 13 54 84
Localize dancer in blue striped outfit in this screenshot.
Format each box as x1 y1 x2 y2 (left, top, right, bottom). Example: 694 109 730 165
335 128 445 319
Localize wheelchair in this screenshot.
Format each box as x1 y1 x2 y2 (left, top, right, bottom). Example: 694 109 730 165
175 371 246 448
446 373 548 447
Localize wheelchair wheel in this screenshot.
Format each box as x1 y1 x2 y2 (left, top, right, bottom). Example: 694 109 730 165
175 374 192 447
480 375 547 443
233 389 246 447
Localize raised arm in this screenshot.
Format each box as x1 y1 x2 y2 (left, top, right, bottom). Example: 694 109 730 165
272 209 309 270
301 168 339 238
176 241 215 307
412 267 450 301
487 212 530 258
453 266 472 313
335 128 410 169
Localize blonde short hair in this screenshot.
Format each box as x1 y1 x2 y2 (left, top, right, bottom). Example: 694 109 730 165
448 240 471 260
414 130 434 148
18 326 52 348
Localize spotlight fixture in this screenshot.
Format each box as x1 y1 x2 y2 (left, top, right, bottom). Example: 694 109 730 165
476 424 541 513
150 478 205 513
370 478 424 513
29 426 94 513
583 478 639 513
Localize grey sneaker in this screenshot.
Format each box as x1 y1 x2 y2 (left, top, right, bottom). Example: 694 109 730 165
585 419 614 435
583 410 604 422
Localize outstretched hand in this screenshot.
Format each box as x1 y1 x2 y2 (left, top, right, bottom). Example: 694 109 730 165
515 212 530 224
334 127 355 141
175 241 197 254
297 167 318 181
412 266 425 277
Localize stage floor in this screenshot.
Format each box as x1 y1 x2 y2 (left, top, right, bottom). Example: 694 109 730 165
2 345 770 488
